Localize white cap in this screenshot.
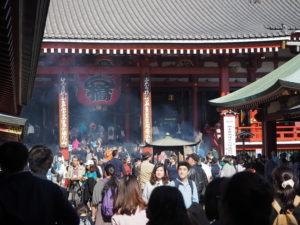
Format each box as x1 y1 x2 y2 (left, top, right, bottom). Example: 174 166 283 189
85 160 94 166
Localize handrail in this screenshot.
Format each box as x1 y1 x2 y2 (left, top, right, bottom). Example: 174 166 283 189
236 125 300 142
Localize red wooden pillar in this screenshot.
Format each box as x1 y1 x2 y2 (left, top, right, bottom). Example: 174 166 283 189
262 120 277 157
192 80 199 132
140 68 152 144
219 62 230 97
124 79 131 142
247 67 256 83
219 60 230 156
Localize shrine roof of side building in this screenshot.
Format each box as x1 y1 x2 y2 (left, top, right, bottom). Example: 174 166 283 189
43 0 300 43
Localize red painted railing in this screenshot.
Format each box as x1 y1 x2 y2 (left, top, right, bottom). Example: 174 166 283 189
236 125 300 142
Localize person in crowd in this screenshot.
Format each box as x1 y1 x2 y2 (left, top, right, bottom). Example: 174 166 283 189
28 145 68 197
66 156 86 181
142 163 169 203
55 158 68 186
108 149 127 178
92 164 118 225
0 141 79 225
265 154 278 184
112 175 148 225
132 157 142 178
204 178 229 225
279 153 289 167
186 153 208 201
147 186 192 225
131 147 141 163
122 157 131 176
220 156 236 178
200 157 212 182
220 172 273 225
167 154 178 181
72 137 80 150
250 155 265 175
77 144 87 163
138 152 155 192
66 156 86 207
170 161 199 209
28 145 54 180
83 160 98 182
271 151 281 167
234 156 246 173
210 158 221 179
271 166 300 224
206 151 214 165
77 204 93 225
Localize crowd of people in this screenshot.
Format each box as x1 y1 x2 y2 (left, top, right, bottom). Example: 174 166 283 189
1 140 300 225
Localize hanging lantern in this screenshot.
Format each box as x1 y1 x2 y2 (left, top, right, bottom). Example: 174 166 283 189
168 94 175 101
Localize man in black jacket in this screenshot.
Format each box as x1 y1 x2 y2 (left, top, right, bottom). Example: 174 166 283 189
0 142 79 225
108 149 126 178
187 153 208 203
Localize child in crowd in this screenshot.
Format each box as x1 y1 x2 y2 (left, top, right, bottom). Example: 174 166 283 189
77 204 94 225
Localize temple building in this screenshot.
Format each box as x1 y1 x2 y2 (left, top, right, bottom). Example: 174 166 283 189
23 0 300 154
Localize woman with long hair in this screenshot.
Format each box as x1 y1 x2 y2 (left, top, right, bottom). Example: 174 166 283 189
147 186 191 225
142 163 169 203
92 164 118 225
112 175 148 225
271 166 300 223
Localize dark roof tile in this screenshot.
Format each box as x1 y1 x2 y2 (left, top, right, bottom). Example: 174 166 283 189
44 0 300 41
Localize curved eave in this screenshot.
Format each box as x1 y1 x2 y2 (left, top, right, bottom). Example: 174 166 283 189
210 82 284 109
43 36 290 44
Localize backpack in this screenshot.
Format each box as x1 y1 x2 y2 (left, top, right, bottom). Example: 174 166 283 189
79 216 92 225
174 179 194 202
272 196 300 225
101 178 115 217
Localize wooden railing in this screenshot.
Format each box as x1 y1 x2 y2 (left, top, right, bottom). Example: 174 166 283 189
236 125 300 142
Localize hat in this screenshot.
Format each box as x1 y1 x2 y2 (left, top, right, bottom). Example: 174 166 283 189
187 153 200 162
141 152 151 160
85 160 94 166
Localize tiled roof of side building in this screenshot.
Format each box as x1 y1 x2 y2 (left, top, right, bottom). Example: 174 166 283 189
44 0 300 41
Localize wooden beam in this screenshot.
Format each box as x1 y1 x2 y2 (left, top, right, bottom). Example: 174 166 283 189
128 82 250 88
37 66 220 75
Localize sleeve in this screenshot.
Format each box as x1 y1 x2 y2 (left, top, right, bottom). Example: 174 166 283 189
121 163 127 177
111 215 118 225
192 181 199 204
92 181 105 205
54 185 80 225
189 167 196 180
142 182 149 202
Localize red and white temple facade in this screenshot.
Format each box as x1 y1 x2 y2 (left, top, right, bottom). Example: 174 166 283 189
28 0 300 155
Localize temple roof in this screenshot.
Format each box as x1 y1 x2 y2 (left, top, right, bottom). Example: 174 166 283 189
44 0 300 42
209 54 300 109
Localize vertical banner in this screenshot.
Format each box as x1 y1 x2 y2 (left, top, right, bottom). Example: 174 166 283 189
223 116 236 156
59 77 69 148
141 75 152 144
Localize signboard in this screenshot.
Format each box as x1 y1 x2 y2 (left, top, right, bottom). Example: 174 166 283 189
0 124 23 135
223 116 236 156
59 78 69 148
76 74 120 105
142 75 152 143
